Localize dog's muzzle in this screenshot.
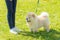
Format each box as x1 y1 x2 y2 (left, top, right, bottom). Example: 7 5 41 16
26 18 31 22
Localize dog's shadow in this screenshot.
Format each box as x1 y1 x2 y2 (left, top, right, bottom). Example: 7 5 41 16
20 29 60 40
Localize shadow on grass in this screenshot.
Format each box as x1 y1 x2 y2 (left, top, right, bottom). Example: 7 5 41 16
20 29 60 40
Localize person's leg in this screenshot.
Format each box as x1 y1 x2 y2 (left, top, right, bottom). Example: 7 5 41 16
5 0 14 29
12 0 17 27
5 0 21 34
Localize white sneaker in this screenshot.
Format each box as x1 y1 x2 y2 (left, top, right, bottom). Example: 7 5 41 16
10 27 21 34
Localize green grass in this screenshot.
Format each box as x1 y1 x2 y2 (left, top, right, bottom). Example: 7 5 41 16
0 0 60 40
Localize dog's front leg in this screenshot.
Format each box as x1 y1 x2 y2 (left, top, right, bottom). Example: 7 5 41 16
30 28 33 32
44 24 50 32
33 25 38 33
30 27 38 33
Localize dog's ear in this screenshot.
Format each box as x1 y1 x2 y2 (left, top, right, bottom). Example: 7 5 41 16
32 14 36 18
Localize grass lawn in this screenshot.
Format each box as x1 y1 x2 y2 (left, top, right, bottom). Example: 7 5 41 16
0 0 60 40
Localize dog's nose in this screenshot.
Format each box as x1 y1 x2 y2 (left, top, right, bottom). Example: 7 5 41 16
26 18 31 22
26 18 28 20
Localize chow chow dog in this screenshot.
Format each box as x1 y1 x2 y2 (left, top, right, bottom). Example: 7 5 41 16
26 12 50 33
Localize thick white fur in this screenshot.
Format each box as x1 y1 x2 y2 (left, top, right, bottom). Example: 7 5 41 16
26 12 50 32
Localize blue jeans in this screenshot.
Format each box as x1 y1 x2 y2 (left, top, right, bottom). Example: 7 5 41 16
5 0 17 29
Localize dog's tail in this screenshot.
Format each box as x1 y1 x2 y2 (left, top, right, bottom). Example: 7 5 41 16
40 12 49 17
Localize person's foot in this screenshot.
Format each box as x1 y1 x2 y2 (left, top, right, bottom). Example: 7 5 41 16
10 27 21 34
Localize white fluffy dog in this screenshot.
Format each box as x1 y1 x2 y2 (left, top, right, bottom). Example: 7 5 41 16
26 12 50 32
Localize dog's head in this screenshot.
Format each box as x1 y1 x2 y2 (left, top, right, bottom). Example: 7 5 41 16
26 12 37 22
